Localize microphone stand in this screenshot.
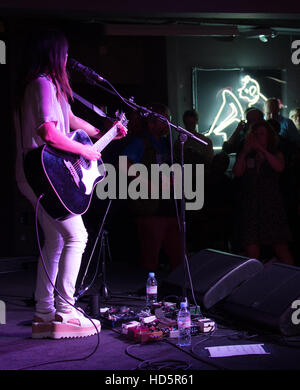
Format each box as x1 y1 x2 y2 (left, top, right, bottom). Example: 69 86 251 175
179 133 188 300
121 100 207 304
71 65 208 305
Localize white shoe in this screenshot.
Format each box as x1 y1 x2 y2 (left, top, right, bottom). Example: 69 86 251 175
51 309 101 339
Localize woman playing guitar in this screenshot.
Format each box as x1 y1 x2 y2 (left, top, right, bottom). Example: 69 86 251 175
14 28 127 339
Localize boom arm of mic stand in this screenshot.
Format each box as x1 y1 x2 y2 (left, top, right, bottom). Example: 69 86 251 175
91 79 209 146
175 125 208 145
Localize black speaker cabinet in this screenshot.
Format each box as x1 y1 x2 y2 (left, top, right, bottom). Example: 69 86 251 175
223 263 300 336
164 249 263 309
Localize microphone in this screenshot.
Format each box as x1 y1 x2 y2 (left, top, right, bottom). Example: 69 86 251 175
68 58 104 82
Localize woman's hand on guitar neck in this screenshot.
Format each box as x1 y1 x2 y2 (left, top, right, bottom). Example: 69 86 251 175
80 144 101 161
113 121 128 140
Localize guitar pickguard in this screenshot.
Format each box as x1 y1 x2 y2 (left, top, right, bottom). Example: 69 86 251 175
80 160 101 195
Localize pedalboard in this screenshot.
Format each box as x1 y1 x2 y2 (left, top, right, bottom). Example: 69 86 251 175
100 302 216 343
99 306 140 328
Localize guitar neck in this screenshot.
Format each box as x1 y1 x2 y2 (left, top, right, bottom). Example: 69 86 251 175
93 124 119 153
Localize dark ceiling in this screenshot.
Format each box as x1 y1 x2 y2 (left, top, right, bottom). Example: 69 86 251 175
1 2 300 36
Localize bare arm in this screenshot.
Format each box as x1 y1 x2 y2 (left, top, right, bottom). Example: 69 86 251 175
69 109 128 140
30 78 100 160
37 122 101 161
69 109 102 138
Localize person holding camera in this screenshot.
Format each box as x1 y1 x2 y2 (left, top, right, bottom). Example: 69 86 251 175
222 107 264 155
232 120 294 265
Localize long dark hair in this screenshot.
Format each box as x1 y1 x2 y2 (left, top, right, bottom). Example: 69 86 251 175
16 28 73 107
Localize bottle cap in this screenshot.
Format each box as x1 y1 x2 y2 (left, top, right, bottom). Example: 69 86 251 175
180 302 187 308
149 272 155 277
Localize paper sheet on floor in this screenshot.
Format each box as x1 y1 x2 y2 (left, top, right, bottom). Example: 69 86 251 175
205 344 270 358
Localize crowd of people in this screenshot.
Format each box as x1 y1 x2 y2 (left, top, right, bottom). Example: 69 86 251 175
184 100 300 267
123 99 300 270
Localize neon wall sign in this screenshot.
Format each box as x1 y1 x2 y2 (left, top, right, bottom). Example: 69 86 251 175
238 75 267 106
205 75 268 149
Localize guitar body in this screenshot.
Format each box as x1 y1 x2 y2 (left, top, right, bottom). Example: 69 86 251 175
24 129 106 219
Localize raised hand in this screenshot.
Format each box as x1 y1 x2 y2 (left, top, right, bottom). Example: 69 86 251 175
236 120 246 133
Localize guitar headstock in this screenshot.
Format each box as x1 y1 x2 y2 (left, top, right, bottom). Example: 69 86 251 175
115 110 128 127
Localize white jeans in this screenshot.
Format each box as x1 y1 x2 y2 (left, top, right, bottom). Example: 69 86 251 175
18 180 88 314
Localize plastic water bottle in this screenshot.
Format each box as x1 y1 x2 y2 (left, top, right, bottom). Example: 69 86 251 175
146 272 157 306
177 301 191 346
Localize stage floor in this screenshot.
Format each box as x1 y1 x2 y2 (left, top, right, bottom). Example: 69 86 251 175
1 258 300 373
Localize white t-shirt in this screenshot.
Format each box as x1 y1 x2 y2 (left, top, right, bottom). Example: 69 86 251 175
15 75 70 184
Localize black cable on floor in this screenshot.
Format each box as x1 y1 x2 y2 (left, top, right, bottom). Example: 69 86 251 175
163 336 230 371
111 328 193 370
112 325 223 370
125 343 192 370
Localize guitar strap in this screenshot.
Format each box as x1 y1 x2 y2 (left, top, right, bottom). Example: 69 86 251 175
72 91 108 119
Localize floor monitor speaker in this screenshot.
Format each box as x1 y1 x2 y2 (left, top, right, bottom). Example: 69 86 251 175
164 249 263 309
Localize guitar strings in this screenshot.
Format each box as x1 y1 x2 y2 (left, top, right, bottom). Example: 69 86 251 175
71 117 126 172
71 142 100 172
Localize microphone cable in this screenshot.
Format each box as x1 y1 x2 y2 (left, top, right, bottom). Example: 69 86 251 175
75 199 112 301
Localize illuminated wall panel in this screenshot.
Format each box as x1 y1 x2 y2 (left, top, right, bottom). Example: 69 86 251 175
192 68 284 150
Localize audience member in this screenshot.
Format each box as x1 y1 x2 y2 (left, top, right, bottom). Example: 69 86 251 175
222 107 264 155
121 103 182 272
289 107 300 132
175 109 214 165
264 98 300 146
232 120 294 265
267 118 297 166
267 118 299 243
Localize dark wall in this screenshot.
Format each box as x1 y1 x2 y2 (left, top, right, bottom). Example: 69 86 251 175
0 29 13 257
69 34 168 113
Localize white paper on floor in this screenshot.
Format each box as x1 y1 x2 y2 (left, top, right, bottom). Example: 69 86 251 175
205 344 270 358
